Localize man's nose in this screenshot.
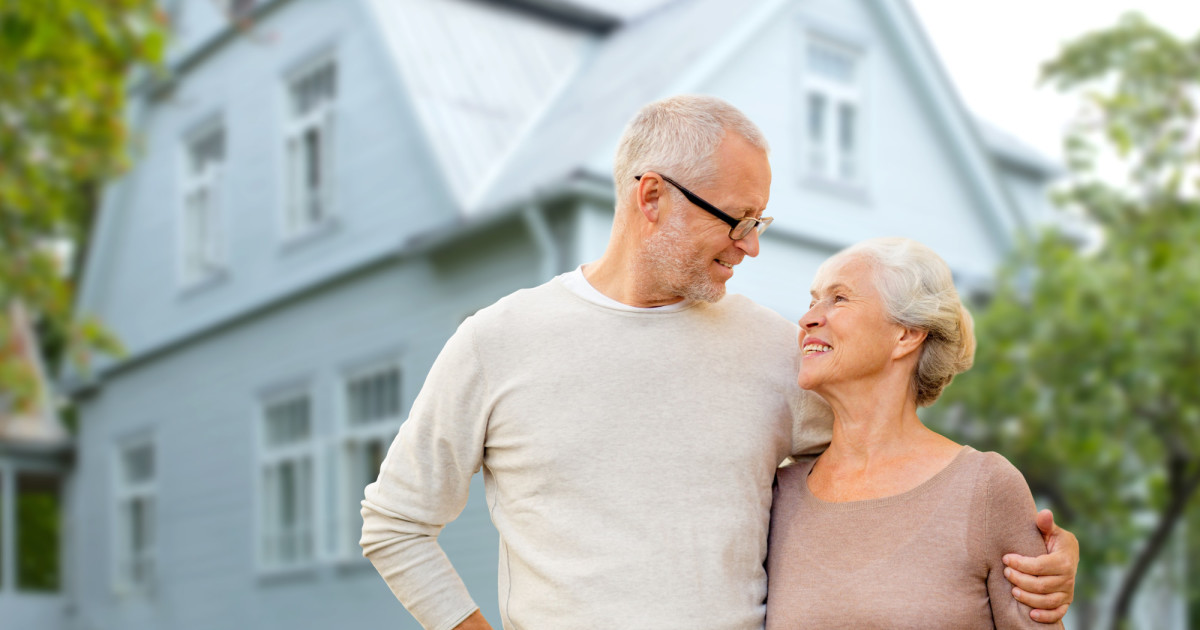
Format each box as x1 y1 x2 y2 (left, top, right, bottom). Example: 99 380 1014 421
735 229 760 257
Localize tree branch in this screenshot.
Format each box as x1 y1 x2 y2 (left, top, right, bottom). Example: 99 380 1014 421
1109 460 1200 630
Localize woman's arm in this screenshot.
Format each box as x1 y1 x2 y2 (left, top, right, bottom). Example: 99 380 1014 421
980 453 1066 629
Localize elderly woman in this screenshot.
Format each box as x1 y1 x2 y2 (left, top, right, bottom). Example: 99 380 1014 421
765 237 1062 629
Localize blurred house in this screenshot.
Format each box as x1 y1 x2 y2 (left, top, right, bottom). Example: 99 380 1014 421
30 0 1101 628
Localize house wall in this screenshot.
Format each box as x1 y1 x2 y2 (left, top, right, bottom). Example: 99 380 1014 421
695 0 1009 320
81 0 456 371
70 221 551 629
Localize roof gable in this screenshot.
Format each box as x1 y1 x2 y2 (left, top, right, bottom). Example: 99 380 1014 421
365 0 596 208
472 0 768 213
472 0 1039 250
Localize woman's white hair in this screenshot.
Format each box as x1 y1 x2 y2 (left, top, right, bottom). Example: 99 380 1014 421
817 237 976 407
612 95 768 209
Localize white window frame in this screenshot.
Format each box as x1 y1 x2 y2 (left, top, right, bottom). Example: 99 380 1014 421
257 390 318 573
334 359 403 560
112 435 156 596
179 120 226 287
801 35 867 188
282 53 337 241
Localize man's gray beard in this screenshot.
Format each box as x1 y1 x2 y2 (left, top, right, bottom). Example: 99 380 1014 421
639 211 726 303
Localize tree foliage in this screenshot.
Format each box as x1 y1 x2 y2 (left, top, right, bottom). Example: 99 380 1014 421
931 13 1200 629
0 0 164 407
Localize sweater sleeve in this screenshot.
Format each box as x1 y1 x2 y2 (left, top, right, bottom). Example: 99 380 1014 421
789 389 833 457
981 453 1064 629
360 319 491 630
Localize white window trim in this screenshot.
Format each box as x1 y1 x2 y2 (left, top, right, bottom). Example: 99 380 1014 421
800 32 870 192
178 118 227 289
280 52 338 245
256 388 320 575
333 359 404 561
111 434 156 597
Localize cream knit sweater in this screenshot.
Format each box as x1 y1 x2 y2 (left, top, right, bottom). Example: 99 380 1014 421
361 277 832 630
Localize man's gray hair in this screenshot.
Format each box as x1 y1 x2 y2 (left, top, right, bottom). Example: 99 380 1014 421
817 237 977 407
612 95 769 208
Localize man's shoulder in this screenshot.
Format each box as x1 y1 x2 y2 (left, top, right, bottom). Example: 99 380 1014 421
462 278 573 333
718 294 798 334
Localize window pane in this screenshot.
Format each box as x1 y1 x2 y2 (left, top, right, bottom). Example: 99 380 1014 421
16 473 61 592
189 128 224 175
262 455 314 567
266 396 310 447
807 42 856 84
123 444 154 484
346 438 390 552
123 495 153 586
807 92 827 174
347 367 401 426
304 127 322 223
838 103 857 181
291 60 336 117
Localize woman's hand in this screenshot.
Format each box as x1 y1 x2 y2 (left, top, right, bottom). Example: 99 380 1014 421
1002 509 1078 623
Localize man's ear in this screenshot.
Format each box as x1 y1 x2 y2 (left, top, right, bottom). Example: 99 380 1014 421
637 173 665 224
893 326 927 361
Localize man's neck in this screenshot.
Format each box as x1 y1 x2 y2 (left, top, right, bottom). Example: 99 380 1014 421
582 256 684 308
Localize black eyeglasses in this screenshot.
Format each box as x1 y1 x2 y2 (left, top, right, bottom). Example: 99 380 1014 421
635 174 773 241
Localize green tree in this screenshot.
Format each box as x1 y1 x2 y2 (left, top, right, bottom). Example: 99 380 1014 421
0 0 165 406
931 14 1200 629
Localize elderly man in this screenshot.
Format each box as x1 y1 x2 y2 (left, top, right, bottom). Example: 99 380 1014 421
361 95 1077 630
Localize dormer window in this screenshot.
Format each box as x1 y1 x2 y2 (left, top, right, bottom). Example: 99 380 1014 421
181 123 225 286
284 57 337 239
803 37 865 187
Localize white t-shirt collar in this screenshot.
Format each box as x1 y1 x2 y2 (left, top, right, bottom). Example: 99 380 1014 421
558 265 692 312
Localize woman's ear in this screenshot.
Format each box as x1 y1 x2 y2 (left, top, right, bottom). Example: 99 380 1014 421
893 326 928 361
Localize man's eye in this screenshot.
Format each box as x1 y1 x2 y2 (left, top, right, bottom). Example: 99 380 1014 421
834 295 847 303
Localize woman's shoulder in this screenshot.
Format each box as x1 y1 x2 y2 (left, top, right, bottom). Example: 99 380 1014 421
966 449 1033 495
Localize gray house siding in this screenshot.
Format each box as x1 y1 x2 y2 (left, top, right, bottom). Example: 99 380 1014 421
69 213 572 628
80 0 457 371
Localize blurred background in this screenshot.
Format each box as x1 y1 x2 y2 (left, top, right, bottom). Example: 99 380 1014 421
0 1 1197 628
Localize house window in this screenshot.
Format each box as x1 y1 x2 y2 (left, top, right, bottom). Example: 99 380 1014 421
260 394 316 570
338 363 402 556
803 38 864 185
181 124 224 285
284 57 337 238
115 439 155 592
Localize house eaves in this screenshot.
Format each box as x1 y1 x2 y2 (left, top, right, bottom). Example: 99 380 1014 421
976 118 1066 180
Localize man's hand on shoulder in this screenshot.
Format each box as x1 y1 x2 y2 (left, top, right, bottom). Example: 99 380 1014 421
454 610 494 630
1002 509 1078 624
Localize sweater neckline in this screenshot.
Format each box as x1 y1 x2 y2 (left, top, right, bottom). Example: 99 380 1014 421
798 446 975 512
550 275 704 316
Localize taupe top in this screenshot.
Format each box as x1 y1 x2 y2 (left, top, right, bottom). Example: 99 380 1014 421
766 447 1062 629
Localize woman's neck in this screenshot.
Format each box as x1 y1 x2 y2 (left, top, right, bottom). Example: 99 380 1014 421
820 381 931 469
807 376 961 501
